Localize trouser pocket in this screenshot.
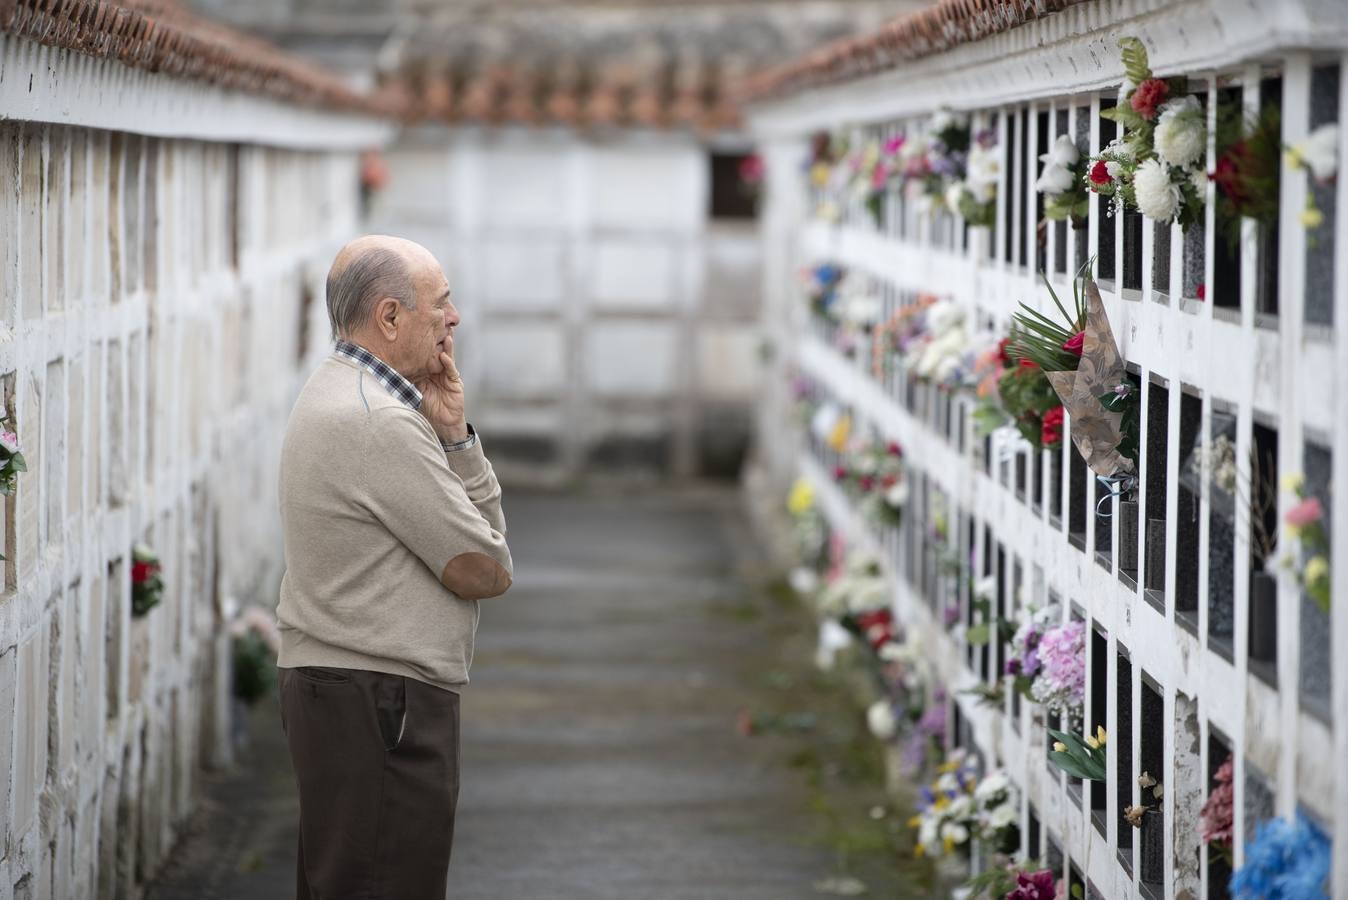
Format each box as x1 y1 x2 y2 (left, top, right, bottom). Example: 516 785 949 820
373 674 407 751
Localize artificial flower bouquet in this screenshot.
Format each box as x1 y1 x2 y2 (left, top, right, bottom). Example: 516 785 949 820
1229 813 1331 899
947 129 1000 227
131 543 164 616
834 440 908 529
1037 133 1089 226
1004 603 1060 702
1049 724 1107 782
909 748 980 858
972 335 1065 450
1089 37 1206 230
801 262 845 322
1030 619 1086 721
1281 473 1331 613
1010 263 1139 485
1198 754 1235 866
1285 124 1340 230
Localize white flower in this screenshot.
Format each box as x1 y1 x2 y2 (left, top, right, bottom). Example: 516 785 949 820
925 300 965 335
809 404 840 443
945 181 968 214
936 772 960 793
1036 135 1080 195
853 453 878 475
0 430 18 455
1036 162 1075 195
866 700 897 741
930 107 967 135
987 802 1019 830
1133 158 1182 222
1190 166 1208 197
1290 123 1339 181
965 144 1001 203
974 575 998 599
789 567 819 596
975 770 1010 800
839 293 881 326
884 480 909 508
1106 160 1125 178
946 795 974 819
1154 95 1206 168
941 822 969 846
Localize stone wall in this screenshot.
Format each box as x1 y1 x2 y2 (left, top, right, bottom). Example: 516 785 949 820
0 122 362 898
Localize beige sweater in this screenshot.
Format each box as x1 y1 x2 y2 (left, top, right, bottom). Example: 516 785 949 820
276 355 512 692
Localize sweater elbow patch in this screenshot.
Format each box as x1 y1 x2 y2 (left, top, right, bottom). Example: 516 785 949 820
441 552 513 600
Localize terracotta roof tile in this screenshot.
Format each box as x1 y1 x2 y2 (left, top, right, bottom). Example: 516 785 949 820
0 0 398 116
739 0 1087 102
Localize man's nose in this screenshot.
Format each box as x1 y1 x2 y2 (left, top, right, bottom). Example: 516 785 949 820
445 305 460 327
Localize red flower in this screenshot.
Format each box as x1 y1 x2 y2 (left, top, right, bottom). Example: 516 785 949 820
833 465 848 482
1007 870 1058 900
1212 144 1251 207
1063 331 1085 357
858 475 875 492
886 441 903 457
856 609 893 631
131 561 159 584
1089 159 1112 186
1041 406 1065 446
881 474 898 489
1130 78 1169 120
1018 358 1039 370
866 624 893 651
996 337 1012 365
1196 284 1206 301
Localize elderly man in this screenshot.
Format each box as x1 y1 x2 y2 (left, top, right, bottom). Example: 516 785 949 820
276 235 512 899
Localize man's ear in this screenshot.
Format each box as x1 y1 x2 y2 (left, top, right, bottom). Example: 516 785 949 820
374 297 401 340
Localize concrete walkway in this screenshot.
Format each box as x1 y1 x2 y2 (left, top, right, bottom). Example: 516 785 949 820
148 488 921 899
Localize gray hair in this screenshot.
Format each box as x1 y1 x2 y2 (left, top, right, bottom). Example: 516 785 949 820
326 246 416 338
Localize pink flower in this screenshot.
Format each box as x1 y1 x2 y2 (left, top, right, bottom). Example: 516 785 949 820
1130 78 1169 120
871 163 890 189
1031 620 1086 715
0 430 19 454
1007 870 1058 900
739 153 765 185
883 135 906 156
1285 497 1324 529
833 465 848 482
1063 332 1085 357
1199 755 1235 846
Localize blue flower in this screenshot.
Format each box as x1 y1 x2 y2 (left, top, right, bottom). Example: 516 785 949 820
1230 814 1330 899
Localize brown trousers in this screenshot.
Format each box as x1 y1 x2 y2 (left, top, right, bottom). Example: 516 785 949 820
279 666 461 900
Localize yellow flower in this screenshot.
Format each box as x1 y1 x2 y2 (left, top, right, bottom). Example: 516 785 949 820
1053 741 1068 753
1305 555 1330 586
787 479 815 516
943 835 956 854
913 843 926 858
826 414 852 453
810 162 832 188
907 815 922 828
1085 735 1099 750
1301 206 1324 229
1096 726 1108 747
1284 146 1304 170
1281 472 1305 495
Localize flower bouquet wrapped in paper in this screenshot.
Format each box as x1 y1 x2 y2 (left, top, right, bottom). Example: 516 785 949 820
1010 262 1139 486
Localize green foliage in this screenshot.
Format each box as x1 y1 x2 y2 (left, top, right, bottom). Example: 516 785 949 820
233 632 278 704
1213 103 1282 249
1009 261 1092 372
997 365 1062 449
1098 382 1141 466
1043 190 1089 225
1047 728 1108 781
958 192 997 228
959 683 1005 709
1118 37 1153 86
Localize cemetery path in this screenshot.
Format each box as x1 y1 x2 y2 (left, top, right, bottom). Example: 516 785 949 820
147 487 925 900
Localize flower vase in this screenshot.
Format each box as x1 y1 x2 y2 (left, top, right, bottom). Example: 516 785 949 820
1248 570 1277 663
1140 807 1165 885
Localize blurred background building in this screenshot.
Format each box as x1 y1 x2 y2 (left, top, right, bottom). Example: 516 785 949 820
191 0 923 483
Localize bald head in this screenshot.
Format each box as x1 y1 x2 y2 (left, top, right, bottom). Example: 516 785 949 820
326 235 433 339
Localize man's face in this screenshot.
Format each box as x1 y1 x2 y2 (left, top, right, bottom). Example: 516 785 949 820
394 251 459 381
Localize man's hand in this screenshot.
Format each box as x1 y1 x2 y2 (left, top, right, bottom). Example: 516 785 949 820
416 352 469 444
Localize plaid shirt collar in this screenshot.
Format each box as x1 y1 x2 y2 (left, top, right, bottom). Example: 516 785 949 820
333 340 422 411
